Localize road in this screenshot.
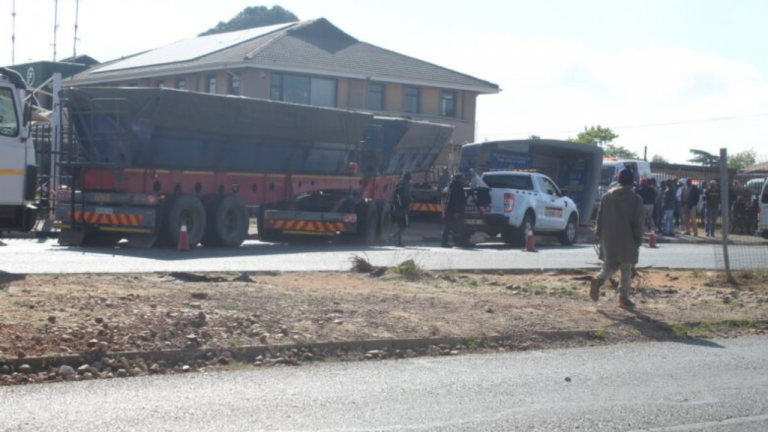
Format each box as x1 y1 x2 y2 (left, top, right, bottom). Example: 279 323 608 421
2 336 767 431
0 238 721 274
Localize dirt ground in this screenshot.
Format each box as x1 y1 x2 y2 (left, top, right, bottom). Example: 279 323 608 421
1 265 766 361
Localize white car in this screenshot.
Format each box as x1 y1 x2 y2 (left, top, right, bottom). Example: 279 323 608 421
463 171 579 246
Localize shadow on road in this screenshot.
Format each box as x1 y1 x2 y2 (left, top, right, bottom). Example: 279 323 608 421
598 309 726 349
0 271 26 288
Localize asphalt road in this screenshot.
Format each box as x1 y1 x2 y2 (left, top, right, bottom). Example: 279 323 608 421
0 238 722 274
2 336 767 431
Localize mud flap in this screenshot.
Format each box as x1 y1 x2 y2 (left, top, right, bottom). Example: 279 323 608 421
58 229 86 246
126 232 159 249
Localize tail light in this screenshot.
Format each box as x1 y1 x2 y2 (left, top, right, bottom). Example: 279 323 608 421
504 193 515 213
343 214 358 223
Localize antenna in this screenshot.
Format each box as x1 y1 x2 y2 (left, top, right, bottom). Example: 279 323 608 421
72 0 80 60
53 0 59 62
11 0 16 65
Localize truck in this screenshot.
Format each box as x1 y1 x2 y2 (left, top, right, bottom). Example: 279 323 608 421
53 87 453 247
0 68 37 234
461 171 580 246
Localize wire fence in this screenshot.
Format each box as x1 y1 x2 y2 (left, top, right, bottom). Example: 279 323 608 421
713 151 768 278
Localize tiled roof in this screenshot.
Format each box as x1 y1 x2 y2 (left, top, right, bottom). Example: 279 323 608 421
68 19 499 93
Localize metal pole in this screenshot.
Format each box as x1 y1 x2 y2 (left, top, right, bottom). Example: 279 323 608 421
72 0 80 60
11 0 16 65
52 0 59 62
51 73 62 217
719 148 734 283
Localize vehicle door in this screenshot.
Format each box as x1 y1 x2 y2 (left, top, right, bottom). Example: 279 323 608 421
0 85 24 205
536 176 568 230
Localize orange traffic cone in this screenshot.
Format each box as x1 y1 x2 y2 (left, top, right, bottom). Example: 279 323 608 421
523 226 537 252
648 229 658 249
177 221 190 251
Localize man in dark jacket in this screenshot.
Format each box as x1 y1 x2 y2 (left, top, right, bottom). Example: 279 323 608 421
441 173 467 248
704 180 721 237
591 167 645 310
388 171 412 247
683 178 700 236
636 178 657 232
662 180 677 236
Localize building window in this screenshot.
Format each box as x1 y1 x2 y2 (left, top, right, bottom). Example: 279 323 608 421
156 80 165 88
270 73 336 107
229 74 241 95
404 86 420 113
440 91 457 117
207 75 217 94
367 83 384 111
175 78 186 90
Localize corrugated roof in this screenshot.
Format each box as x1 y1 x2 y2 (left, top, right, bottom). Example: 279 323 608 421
70 19 499 92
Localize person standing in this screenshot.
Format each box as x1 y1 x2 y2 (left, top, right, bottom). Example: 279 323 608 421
654 179 666 230
590 167 645 310
675 180 683 228
388 171 412 247
437 166 451 191
637 178 657 232
662 179 677 236
683 179 700 236
441 173 467 248
704 180 720 237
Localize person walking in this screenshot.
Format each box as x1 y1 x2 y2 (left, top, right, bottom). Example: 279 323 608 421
388 171 412 247
637 178 657 232
683 179 700 236
704 180 721 237
662 180 677 236
441 173 467 248
590 167 645 310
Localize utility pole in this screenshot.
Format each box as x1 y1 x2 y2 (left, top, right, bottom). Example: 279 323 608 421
72 0 80 60
53 0 59 62
11 0 16 65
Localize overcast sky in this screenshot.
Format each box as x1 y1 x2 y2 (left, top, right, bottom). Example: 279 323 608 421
3 0 767 163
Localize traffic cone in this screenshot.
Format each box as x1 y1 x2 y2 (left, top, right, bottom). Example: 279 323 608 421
648 229 658 249
523 226 537 252
177 221 190 251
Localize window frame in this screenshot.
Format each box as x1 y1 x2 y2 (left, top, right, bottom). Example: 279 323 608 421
229 73 241 95
542 177 562 197
0 87 20 138
270 72 338 108
207 75 217 94
175 78 186 90
367 82 385 111
403 86 420 114
440 90 457 117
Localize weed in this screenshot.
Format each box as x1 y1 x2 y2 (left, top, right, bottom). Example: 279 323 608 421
691 269 703 279
228 335 239 348
592 329 607 340
466 279 479 288
460 336 482 349
628 329 642 337
392 260 423 279
218 302 237 311
350 254 376 273
262 320 279 331
721 319 762 329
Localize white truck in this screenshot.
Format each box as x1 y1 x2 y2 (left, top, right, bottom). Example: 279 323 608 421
463 171 579 246
0 68 37 233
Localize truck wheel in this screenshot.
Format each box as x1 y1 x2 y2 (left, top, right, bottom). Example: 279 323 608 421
203 194 249 247
559 215 578 246
376 199 392 243
343 200 378 244
166 194 206 248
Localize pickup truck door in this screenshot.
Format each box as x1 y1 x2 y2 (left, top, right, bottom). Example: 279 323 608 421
0 86 24 205
537 176 568 230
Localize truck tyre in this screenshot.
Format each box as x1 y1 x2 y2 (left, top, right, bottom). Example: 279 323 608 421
559 215 578 246
343 200 378 244
203 194 249 247
166 194 206 248
376 199 392 243
201 195 225 247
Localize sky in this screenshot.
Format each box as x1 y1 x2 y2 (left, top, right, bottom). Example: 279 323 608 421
2 0 767 163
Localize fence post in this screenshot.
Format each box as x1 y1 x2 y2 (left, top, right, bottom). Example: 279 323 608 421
719 148 735 283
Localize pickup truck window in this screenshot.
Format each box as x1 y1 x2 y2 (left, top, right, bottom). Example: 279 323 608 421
542 177 561 196
482 174 534 190
0 88 19 137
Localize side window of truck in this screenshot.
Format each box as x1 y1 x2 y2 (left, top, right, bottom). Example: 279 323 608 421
542 177 561 197
0 88 19 137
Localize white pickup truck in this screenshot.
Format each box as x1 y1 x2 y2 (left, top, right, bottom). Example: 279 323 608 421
463 171 579 246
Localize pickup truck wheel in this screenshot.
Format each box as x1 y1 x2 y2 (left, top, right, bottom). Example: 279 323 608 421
503 212 534 247
166 194 206 248
559 216 578 246
204 194 249 247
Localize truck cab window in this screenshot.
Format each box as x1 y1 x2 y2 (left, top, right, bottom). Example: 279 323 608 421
0 88 19 137
542 178 561 197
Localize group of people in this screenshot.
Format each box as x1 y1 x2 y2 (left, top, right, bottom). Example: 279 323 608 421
387 169 468 248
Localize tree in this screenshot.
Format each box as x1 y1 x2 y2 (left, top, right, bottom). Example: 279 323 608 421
528 135 541 140
200 6 299 36
604 144 638 159
651 154 669 164
727 149 757 171
688 149 719 167
570 126 619 147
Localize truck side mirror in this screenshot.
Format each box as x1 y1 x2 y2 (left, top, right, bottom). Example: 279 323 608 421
23 101 32 127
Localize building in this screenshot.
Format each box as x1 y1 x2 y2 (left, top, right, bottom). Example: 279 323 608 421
66 19 500 166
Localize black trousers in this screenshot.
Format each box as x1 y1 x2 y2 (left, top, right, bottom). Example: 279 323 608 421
441 213 465 246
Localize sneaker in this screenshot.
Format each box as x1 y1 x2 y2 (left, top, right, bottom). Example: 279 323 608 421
619 299 636 310
590 278 602 302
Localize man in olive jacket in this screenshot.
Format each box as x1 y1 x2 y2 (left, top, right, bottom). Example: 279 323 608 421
591 167 645 309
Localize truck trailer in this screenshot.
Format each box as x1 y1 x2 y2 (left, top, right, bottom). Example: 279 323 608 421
54 87 452 247
0 68 38 234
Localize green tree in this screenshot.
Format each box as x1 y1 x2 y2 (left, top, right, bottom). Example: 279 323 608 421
727 149 757 171
570 125 619 147
200 6 299 36
688 149 719 167
651 154 669 164
528 135 541 140
604 144 638 159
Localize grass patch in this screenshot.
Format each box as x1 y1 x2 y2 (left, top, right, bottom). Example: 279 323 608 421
459 336 482 349
592 329 607 340
218 302 237 311
349 254 376 273
391 260 423 280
